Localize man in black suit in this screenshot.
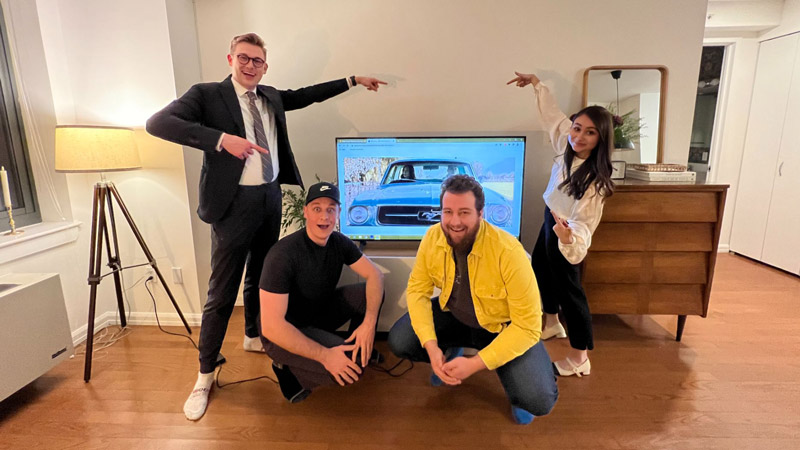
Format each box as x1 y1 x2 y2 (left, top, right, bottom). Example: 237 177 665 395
146 32 386 420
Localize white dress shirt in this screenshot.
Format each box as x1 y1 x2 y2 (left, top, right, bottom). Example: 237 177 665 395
532 82 606 265
229 78 279 185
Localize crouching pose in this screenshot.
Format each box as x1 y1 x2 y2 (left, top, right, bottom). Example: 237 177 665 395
388 175 558 424
259 182 384 402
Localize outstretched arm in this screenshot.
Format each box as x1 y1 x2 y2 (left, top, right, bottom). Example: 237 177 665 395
281 76 387 111
506 71 541 88
260 290 362 386
507 71 572 153
354 76 388 91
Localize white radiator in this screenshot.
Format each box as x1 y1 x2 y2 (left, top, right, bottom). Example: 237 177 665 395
0 273 74 401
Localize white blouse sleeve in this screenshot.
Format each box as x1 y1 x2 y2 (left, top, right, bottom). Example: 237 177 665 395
532 82 572 154
557 184 605 264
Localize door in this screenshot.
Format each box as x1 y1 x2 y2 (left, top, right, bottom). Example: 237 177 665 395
730 35 799 260
761 37 800 274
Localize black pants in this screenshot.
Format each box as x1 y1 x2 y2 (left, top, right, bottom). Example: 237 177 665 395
198 182 282 374
531 207 594 351
258 283 380 390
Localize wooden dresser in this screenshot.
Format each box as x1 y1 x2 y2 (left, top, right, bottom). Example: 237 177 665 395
582 180 729 340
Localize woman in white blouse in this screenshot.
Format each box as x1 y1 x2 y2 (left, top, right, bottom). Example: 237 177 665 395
508 71 615 377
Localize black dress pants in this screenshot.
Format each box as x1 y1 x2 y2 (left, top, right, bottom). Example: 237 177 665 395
198 182 282 374
531 206 594 351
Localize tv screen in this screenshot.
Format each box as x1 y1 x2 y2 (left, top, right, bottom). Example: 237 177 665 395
336 137 526 241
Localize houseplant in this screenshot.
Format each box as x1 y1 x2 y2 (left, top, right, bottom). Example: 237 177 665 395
611 108 645 150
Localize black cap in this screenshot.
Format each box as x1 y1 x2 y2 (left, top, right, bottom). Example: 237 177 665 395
305 182 340 205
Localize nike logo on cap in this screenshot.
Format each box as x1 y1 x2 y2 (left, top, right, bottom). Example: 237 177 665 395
320 186 331 191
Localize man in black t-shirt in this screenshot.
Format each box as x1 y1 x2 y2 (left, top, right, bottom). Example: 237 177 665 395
259 182 384 402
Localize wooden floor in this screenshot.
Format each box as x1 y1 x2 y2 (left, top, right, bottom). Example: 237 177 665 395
2 253 799 449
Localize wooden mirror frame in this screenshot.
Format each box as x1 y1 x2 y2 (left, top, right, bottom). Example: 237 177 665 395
582 65 668 163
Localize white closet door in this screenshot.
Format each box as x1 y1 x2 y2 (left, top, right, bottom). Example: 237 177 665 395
730 35 799 260
762 38 800 274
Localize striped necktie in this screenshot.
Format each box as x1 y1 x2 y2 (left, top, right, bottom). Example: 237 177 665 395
245 91 274 183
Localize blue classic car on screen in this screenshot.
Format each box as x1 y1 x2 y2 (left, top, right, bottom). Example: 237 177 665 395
347 159 513 227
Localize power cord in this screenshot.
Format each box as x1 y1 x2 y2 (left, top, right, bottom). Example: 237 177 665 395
145 277 198 350
215 365 278 389
368 358 414 377
144 277 413 388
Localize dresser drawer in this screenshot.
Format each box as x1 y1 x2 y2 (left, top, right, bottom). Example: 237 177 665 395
591 222 714 251
603 192 719 222
583 252 708 284
585 283 705 315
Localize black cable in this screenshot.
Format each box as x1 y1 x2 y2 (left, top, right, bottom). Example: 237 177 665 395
215 364 278 389
145 278 198 350
146 277 413 386
368 358 414 377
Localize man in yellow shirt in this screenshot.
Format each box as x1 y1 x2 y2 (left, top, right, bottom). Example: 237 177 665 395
388 175 558 424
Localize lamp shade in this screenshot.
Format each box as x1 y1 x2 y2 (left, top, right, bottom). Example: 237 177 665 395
55 125 141 172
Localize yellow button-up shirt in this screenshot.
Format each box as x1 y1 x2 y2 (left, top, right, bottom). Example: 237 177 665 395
406 220 542 370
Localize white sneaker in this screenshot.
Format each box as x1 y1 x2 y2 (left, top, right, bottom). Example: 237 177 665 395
243 335 265 353
183 386 211 420
541 322 567 340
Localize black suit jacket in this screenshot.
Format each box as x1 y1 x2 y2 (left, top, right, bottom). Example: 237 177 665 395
146 75 349 224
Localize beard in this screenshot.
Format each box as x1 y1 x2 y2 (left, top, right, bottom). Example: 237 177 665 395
442 222 479 253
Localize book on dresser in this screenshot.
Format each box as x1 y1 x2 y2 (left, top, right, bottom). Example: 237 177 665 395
625 168 697 182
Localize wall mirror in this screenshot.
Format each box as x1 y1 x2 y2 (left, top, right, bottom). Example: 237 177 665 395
583 65 668 164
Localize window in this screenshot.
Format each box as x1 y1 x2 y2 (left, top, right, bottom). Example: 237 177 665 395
0 5 39 233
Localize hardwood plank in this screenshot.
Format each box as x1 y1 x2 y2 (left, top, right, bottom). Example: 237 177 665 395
1 254 799 449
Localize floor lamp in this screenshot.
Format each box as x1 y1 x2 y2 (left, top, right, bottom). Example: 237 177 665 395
55 125 192 382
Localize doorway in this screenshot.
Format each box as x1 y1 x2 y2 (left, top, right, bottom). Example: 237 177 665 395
689 46 726 181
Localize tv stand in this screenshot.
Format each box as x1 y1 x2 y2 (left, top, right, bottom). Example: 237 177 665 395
340 241 421 332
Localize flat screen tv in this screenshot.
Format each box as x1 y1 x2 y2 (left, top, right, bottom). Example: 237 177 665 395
336 136 526 241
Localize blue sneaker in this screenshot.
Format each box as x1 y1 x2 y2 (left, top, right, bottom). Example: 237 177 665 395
511 406 534 425
430 347 464 386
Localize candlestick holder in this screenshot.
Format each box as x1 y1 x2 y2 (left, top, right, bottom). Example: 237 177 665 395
3 207 24 236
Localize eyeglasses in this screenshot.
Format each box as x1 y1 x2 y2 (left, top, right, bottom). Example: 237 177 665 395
236 54 266 68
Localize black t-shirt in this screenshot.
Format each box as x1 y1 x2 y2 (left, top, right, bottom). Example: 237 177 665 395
260 228 363 327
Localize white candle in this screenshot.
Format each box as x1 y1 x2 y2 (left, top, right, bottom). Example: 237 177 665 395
1 166 11 209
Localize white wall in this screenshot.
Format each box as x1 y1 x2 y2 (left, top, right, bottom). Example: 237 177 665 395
37 0 202 326
761 0 800 39
193 0 709 247
1 0 204 342
705 0 783 34
639 92 661 163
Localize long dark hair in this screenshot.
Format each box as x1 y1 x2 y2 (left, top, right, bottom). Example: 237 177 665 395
559 105 615 199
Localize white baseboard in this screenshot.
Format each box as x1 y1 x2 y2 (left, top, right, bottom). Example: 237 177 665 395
121 311 203 327
71 311 202 347
71 311 117 346
718 244 730 253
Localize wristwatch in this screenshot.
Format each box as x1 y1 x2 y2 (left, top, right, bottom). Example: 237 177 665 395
350 75 356 87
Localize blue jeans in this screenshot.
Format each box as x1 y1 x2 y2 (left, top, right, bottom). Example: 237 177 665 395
388 300 558 416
